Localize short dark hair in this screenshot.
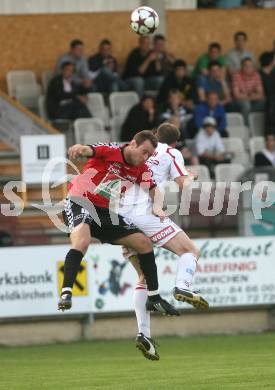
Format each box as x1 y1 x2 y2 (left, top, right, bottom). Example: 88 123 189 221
173 59 187 69
61 61 74 70
153 34 165 43
241 57 253 66
133 130 158 148
208 60 222 70
259 51 274 68
70 39 83 49
157 123 181 145
100 39 111 46
234 31 247 41
209 42 221 51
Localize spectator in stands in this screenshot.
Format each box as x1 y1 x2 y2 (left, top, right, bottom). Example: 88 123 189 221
55 39 92 89
259 51 275 134
197 61 231 106
195 116 231 178
157 59 196 110
194 91 227 137
120 95 158 141
254 134 275 167
193 42 226 78
46 62 91 120
88 39 123 93
226 31 256 75
123 36 152 98
232 57 265 126
141 34 175 91
159 90 188 137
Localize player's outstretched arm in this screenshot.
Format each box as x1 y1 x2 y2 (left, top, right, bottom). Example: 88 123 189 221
149 187 166 222
68 144 94 160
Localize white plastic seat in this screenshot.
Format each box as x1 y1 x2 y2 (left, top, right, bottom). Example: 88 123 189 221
74 118 110 145
248 112 265 136
110 114 126 142
38 95 48 121
227 126 249 144
249 136 265 160
222 137 249 165
109 91 139 117
41 70 53 93
7 70 41 110
226 112 245 127
86 93 109 126
187 165 211 182
214 163 245 183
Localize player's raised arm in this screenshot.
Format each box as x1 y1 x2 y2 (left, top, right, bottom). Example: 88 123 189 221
68 144 94 160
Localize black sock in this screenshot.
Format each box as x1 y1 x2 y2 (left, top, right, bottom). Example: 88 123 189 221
62 249 83 293
137 251 160 300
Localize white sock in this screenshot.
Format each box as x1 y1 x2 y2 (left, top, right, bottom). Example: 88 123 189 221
62 287 72 295
133 282 151 338
176 253 197 290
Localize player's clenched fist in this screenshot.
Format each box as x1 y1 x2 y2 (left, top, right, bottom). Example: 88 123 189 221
68 144 93 160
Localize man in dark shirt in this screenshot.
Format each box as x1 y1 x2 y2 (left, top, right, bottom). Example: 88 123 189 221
46 61 91 120
123 36 151 98
88 39 123 93
254 134 275 167
157 59 196 110
259 51 275 134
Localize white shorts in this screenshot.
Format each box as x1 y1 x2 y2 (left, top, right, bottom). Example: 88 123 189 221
122 210 182 258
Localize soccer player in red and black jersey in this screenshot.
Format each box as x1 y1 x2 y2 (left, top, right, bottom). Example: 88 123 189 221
59 130 179 316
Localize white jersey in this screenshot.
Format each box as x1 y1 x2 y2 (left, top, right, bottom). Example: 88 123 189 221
120 142 188 209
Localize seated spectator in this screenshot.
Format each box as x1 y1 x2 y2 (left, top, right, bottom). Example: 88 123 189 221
120 96 158 141
192 42 226 78
88 39 123 93
195 116 231 178
226 31 256 75
259 51 275 134
159 90 189 137
232 57 265 126
254 134 275 167
123 36 152 98
141 34 175 91
55 39 92 89
46 62 91 120
194 91 227 137
197 61 231 106
157 59 196 110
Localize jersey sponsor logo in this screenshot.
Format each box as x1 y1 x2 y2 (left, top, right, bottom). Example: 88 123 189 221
150 225 176 243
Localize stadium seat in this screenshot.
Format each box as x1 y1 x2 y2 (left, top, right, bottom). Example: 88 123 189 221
109 91 139 118
226 113 244 128
214 163 245 183
110 115 124 142
6 70 41 110
187 165 211 182
222 138 250 166
86 93 109 126
248 112 265 136
74 118 110 145
227 126 249 144
41 70 53 93
38 95 48 121
249 136 265 160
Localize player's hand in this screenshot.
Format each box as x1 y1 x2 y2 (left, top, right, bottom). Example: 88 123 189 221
153 207 166 222
68 144 89 160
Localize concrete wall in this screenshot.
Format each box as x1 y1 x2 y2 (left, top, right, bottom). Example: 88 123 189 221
1 308 274 346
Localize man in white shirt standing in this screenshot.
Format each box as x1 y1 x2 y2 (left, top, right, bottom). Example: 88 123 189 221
120 123 209 361
196 116 231 178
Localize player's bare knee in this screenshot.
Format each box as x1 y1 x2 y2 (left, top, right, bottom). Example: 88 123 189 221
135 235 153 253
72 237 90 254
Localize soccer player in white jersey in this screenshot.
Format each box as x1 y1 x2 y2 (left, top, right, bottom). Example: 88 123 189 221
119 123 209 361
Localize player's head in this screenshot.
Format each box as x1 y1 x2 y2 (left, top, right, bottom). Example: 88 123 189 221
126 130 158 166
156 123 181 147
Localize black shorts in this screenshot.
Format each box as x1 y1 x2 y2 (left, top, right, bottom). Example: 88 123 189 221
63 198 141 243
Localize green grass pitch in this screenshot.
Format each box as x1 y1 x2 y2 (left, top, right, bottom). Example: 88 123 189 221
0 333 275 390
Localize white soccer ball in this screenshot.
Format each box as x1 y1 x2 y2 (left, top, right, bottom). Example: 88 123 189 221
130 6 159 35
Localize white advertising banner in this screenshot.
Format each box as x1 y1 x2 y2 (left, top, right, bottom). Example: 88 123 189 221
0 236 275 318
20 134 66 184
0 245 93 318
88 236 275 313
